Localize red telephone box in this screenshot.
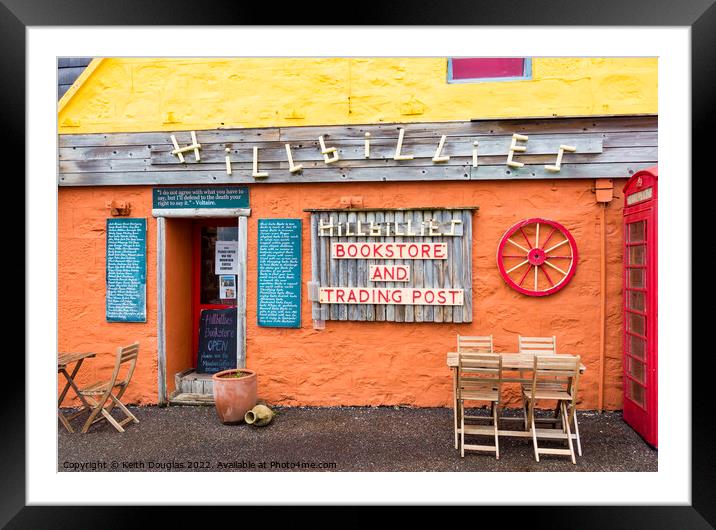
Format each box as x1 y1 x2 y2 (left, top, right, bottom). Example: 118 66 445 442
622 166 658 447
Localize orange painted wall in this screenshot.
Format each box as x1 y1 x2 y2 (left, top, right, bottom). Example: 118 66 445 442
58 177 626 409
58 187 158 405
164 218 194 395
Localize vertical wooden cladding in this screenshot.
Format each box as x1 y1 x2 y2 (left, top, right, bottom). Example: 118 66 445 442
309 208 475 323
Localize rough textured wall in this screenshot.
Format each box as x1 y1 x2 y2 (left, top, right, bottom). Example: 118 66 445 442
58 179 626 409
58 57 657 133
58 187 158 405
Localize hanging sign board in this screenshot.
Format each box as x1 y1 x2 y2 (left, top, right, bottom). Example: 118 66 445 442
106 218 147 322
152 186 249 210
196 307 238 374
215 241 239 275
257 218 302 328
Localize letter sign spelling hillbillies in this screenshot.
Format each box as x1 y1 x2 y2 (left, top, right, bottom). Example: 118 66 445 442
169 130 576 178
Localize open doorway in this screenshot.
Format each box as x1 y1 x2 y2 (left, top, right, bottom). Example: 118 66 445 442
159 216 247 405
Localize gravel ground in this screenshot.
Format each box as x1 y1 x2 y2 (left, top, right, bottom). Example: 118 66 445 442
58 406 657 472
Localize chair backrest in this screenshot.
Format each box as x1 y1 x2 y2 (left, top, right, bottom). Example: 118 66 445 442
109 342 140 388
457 352 502 394
531 354 581 396
457 335 494 353
518 335 557 355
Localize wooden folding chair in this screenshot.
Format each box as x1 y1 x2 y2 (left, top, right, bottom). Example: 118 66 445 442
518 335 557 427
523 354 582 464
457 352 502 458
454 335 493 448
78 342 140 433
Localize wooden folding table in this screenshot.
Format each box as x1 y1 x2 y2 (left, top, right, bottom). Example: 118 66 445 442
58 351 96 433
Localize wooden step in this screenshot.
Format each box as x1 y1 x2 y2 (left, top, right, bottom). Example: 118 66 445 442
174 369 215 395
169 392 215 406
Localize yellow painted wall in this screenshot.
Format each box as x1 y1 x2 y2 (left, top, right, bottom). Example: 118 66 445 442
58 57 657 134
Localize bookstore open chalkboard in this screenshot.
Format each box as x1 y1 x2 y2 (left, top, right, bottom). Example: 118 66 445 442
196 307 238 374
257 219 302 328
106 218 147 322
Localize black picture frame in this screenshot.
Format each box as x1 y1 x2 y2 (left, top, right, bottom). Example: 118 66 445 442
6 1 708 527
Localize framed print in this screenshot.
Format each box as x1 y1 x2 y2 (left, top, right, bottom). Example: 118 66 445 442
7 1 709 527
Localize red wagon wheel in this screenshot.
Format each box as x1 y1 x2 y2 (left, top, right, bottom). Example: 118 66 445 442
497 218 578 296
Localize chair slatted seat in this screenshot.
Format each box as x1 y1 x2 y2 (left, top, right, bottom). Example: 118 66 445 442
454 335 494 450
523 354 582 464
77 342 140 433
457 353 502 459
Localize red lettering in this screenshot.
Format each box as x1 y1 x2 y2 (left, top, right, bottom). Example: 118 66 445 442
395 243 406 258
422 244 431 258
359 289 370 303
322 288 334 303
361 245 371 257
370 268 382 281
334 243 345 258
437 291 446 304
397 266 408 281
378 290 390 303
385 245 394 258
449 289 461 304
347 244 357 258
391 290 402 303
373 243 384 258
347 290 357 303
425 290 435 304
412 290 422 303
434 244 446 259
408 244 418 258
384 267 394 280
336 290 345 302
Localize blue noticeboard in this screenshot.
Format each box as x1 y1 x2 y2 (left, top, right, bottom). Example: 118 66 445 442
257 219 302 328
106 218 147 322
152 187 249 209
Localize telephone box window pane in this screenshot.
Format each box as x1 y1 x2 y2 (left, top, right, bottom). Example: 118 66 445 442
629 245 646 265
628 290 645 312
629 334 646 360
628 221 645 243
628 380 646 407
629 312 646 336
629 268 645 288
628 357 646 384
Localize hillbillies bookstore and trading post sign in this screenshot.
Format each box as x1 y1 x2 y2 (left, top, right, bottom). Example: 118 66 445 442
308 208 474 324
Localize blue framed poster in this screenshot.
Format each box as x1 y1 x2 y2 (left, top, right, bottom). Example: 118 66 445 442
106 218 147 322
257 218 302 328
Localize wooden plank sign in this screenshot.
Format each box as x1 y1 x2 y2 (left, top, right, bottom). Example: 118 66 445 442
257 218 302 328
369 264 410 282
309 208 474 323
196 307 237 374
106 218 147 322
319 287 464 305
332 242 447 259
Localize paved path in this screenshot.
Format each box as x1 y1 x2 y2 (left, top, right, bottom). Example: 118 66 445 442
58 406 657 472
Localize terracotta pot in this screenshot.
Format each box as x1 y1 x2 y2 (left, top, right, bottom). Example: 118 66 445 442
211 369 257 424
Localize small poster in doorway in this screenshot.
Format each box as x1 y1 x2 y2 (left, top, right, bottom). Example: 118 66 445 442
219 275 236 299
215 241 239 275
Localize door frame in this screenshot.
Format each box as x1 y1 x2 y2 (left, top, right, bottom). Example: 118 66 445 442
155 208 250 405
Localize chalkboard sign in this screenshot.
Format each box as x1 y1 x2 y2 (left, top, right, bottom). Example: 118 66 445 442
152 187 249 210
106 218 147 322
197 307 238 374
257 219 302 328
